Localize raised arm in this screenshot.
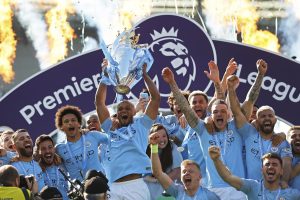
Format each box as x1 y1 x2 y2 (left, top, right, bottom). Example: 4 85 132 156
204 60 225 100
162 67 199 128
220 58 238 95
205 60 225 113
227 75 248 129
143 64 161 120
282 156 292 186
290 163 300 179
150 131 173 190
241 59 267 120
209 146 243 190
95 59 111 124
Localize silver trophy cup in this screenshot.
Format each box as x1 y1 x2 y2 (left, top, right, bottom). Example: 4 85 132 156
100 29 153 95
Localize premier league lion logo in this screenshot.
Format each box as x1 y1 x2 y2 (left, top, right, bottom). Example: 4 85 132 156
149 27 196 97
133 14 217 109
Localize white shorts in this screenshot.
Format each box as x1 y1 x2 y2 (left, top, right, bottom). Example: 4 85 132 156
109 178 151 200
209 187 247 200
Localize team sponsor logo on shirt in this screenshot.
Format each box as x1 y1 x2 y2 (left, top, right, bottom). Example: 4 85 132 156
85 141 91 148
251 148 260 158
271 147 278 152
283 147 291 153
227 129 234 137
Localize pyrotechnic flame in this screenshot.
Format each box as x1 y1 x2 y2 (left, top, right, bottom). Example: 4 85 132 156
45 0 75 64
0 0 16 84
202 0 280 52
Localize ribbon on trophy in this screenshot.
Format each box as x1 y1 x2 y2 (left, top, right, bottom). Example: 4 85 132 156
99 28 154 102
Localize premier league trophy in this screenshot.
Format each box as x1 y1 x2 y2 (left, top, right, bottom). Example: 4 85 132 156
99 29 153 95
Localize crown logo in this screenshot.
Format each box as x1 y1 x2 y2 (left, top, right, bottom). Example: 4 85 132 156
150 27 178 41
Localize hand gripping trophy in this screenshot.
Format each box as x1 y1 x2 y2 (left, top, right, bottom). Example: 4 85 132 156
99 29 154 95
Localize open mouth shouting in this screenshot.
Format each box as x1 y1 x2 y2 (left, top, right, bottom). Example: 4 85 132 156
121 114 129 120
8 144 14 151
265 168 277 181
292 140 300 153
24 143 32 150
213 117 226 130
263 120 272 129
183 176 192 187
194 109 204 118
176 109 182 117
89 126 97 131
43 153 54 164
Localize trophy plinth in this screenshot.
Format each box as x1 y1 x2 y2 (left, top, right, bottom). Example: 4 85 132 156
114 85 130 94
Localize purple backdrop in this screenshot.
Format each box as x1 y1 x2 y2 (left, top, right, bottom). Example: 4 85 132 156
0 14 299 140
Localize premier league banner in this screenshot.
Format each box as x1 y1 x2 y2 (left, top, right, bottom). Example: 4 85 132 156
1 14 299 140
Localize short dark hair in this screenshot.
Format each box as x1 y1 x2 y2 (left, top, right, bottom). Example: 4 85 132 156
116 100 135 111
188 90 208 104
212 99 228 108
288 125 300 133
287 126 300 141
55 105 83 129
0 165 19 186
35 134 54 149
84 170 108 183
181 159 201 171
261 153 282 166
84 176 110 194
12 129 29 143
40 186 63 199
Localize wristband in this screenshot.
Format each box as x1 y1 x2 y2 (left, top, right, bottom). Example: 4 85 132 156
151 144 158 154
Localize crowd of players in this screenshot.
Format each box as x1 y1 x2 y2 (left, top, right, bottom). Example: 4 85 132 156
1 58 300 200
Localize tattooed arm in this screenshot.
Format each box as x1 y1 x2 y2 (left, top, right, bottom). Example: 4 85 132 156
241 59 268 120
162 67 199 128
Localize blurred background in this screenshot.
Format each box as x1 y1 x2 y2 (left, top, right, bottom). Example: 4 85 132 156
0 0 299 98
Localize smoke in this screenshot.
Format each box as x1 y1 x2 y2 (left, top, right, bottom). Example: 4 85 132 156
71 0 152 48
71 0 122 45
15 0 51 70
279 1 300 61
82 36 98 53
201 0 239 41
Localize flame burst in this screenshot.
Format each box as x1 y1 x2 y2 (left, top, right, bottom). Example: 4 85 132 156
45 0 75 64
0 0 16 84
202 0 280 52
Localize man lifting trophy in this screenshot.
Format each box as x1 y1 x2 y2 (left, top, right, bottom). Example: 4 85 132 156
100 29 153 95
